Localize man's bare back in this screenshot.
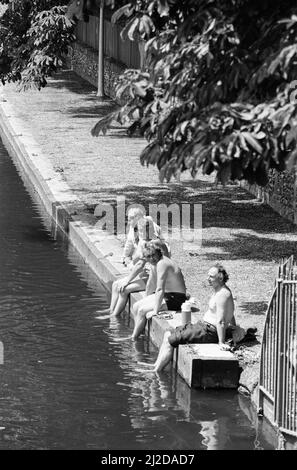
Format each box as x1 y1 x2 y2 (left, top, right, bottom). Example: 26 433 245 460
156 256 186 294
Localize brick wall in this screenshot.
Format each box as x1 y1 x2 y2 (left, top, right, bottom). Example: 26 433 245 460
244 169 297 225
67 41 125 99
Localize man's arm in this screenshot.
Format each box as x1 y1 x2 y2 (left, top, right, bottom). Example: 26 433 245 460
153 261 169 315
122 227 135 262
118 259 146 291
145 266 156 296
215 290 232 350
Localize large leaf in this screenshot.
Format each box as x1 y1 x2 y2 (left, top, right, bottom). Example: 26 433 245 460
241 132 263 154
157 0 169 18
111 4 133 24
86 0 297 186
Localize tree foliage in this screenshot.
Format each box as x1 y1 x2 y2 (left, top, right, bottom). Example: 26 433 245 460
0 1 75 89
92 0 297 185
66 0 120 22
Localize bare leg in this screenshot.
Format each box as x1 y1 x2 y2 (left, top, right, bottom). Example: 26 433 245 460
153 331 174 372
111 291 130 317
110 297 149 341
96 278 146 320
111 279 146 318
135 332 174 373
109 279 121 312
96 279 120 315
131 295 167 340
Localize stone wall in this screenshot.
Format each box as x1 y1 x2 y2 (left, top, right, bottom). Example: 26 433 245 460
67 41 126 99
243 169 297 225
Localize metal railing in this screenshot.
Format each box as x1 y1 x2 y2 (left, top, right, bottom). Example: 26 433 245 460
259 255 297 440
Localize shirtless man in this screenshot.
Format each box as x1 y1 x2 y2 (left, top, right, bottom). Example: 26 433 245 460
145 264 235 372
130 242 187 340
96 215 165 319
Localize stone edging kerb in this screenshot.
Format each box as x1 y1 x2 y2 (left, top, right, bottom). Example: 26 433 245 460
0 91 132 293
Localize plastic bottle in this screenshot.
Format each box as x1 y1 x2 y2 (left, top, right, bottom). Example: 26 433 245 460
181 300 192 325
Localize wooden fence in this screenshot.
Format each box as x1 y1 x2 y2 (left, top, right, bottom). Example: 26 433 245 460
75 15 142 69
259 255 297 444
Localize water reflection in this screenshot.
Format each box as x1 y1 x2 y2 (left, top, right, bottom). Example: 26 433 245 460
101 321 277 450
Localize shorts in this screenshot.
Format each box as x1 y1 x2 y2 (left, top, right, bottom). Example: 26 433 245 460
168 321 218 348
168 321 234 348
164 292 187 311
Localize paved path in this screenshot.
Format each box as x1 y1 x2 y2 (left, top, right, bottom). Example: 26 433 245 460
2 69 297 389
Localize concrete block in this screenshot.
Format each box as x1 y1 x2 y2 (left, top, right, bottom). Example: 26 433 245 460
148 314 240 389
177 344 240 389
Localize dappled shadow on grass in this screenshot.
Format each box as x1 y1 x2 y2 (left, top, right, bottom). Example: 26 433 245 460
105 132 145 139
66 103 118 119
50 69 96 94
191 233 297 262
76 180 297 263
80 181 297 234
49 70 119 118
239 301 268 316
81 180 229 207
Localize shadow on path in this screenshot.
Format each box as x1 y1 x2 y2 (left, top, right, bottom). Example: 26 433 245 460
196 233 297 262
239 301 268 316
79 181 297 232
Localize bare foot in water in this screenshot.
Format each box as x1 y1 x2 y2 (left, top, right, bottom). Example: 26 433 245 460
95 314 112 320
135 368 156 374
112 335 133 342
137 361 155 367
96 308 111 315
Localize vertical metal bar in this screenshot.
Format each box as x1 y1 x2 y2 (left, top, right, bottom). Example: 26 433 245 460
264 308 268 391
292 279 295 432
284 282 290 429
272 294 276 396
275 279 284 425
259 287 277 409
286 282 291 432
283 282 290 430
280 282 286 428
282 283 286 429
268 308 272 393
291 284 297 432
273 281 280 401
259 297 268 408
288 282 296 431
290 280 294 432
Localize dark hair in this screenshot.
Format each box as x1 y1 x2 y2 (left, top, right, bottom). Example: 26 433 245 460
143 242 163 261
214 263 229 283
149 239 169 257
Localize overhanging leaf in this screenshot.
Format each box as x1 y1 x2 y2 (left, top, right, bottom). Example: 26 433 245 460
241 132 263 154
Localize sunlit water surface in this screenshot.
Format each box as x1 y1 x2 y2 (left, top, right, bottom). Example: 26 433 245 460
0 140 276 449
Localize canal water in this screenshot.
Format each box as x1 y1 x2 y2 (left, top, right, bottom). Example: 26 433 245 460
0 139 277 450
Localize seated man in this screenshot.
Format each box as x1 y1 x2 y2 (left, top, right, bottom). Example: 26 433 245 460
146 264 236 372
129 242 187 340
96 224 169 320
